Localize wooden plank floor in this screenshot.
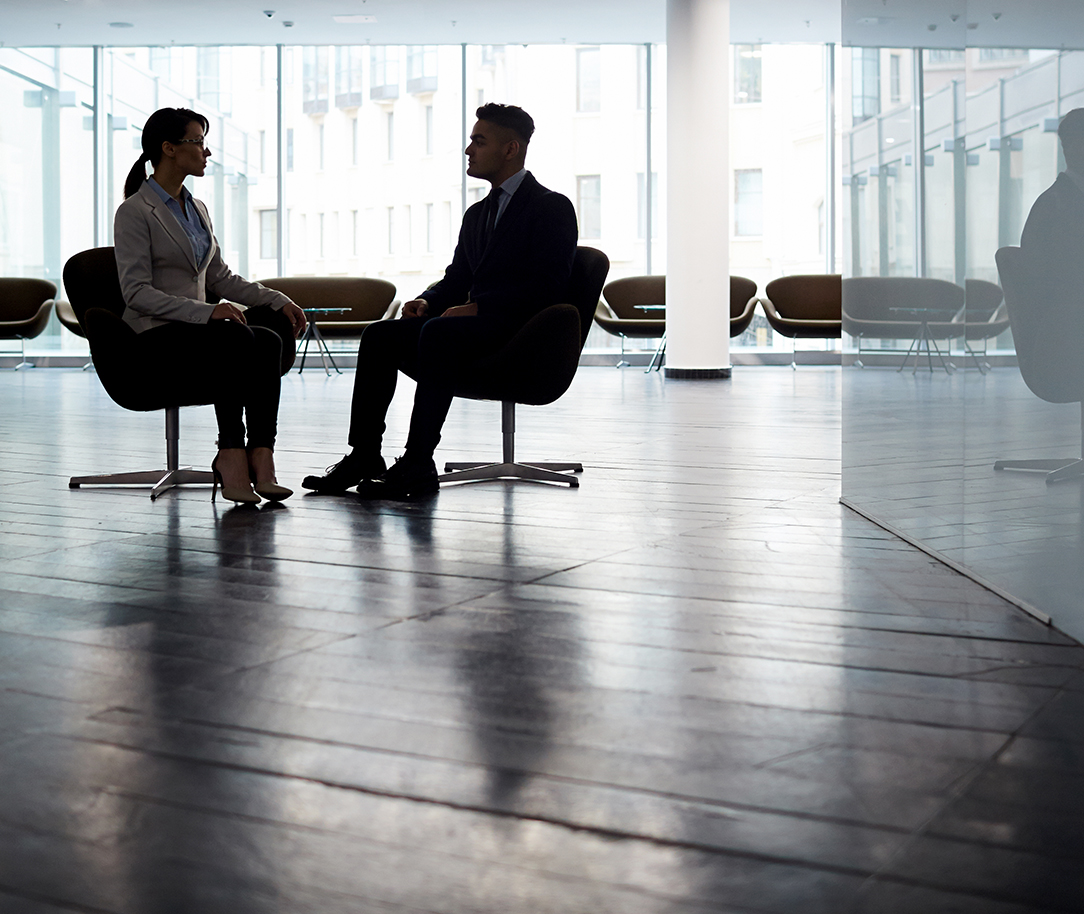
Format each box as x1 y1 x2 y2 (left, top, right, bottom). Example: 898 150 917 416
1 365 1082 914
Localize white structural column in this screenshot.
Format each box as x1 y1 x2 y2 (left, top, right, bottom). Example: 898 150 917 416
665 0 731 379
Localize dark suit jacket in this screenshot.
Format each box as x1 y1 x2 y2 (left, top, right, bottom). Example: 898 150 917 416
1020 171 1084 357
1021 172 1084 304
419 171 578 330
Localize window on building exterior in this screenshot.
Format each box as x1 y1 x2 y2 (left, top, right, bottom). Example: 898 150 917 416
407 46 438 93
734 45 762 103
259 210 276 260
351 210 358 257
303 46 329 114
577 175 601 239
637 172 658 240
318 124 325 170
734 169 763 236
889 54 901 105
818 200 825 255
577 47 601 112
425 105 434 156
371 47 399 100
387 111 394 160
852 48 880 122
925 48 965 65
259 130 266 174
351 118 358 166
978 47 1029 62
286 128 294 172
335 46 364 108
387 207 395 254
426 203 434 253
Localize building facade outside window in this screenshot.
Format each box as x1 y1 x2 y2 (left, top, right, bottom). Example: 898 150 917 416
637 172 658 240
734 45 762 103
734 169 763 236
407 46 438 94
576 47 601 112
852 47 880 122
335 46 364 108
371 47 399 100
259 210 276 260
577 175 602 239
889 53 901 104
303 46 329 114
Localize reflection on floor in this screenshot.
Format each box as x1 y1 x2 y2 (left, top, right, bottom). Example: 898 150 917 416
844 365 1084 642
1 366 1083 913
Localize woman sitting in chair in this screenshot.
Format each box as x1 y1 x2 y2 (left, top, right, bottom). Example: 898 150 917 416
115 107 306 504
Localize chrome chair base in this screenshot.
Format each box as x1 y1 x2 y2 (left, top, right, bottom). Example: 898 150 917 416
439 401 583 487
441 460 581 486
69 406 214 500
994 458 1084 485
69 467 216 499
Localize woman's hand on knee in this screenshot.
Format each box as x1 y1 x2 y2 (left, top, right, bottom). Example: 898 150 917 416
211 302 247 324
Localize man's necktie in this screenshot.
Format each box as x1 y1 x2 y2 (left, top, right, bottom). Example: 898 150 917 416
481 186 502 248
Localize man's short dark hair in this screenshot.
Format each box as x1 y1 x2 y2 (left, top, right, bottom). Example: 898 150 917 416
1060 108 1084 147
476 103 535 145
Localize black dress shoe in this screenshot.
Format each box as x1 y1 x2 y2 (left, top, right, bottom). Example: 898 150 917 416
302 453 386 493
356 456 439 500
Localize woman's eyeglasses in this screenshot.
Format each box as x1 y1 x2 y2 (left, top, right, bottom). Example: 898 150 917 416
176 138 207 149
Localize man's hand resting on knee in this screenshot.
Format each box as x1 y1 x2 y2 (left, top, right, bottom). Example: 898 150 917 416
401 299 429 318
440 303 478 318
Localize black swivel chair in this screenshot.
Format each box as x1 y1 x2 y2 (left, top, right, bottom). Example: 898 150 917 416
64 247 294 499
436 246 610 487
994 246 1084 484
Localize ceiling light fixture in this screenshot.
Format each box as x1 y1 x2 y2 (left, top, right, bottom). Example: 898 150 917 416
109 22 134 28
333 14 377 24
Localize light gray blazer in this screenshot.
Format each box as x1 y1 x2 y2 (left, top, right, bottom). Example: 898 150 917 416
114 181 292 333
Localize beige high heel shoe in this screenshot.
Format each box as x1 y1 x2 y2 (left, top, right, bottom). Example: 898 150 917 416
211 451 261 505
247 447 293 501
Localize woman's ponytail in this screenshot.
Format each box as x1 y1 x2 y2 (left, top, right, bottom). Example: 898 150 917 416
123 152 150 200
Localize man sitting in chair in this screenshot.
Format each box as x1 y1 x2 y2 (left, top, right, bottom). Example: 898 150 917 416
304 103 578 498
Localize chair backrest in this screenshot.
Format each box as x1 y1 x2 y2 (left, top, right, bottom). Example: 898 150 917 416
996 245 1084 404
602 273 757 323
568 246 611 346
603 275 665 319
260 276 397 321
0 278 57 322
842 276 964 320
964 278 1004 321
730 276 758 319
764 274 842 321
63 247 126 329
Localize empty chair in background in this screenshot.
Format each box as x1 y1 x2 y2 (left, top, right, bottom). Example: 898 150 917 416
593 275 665 369
260 276 398 375
842 276 964 373
760 274 842 368
0 278 55 370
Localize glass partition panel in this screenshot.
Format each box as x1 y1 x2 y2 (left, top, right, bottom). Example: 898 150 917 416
842 5 1084 642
